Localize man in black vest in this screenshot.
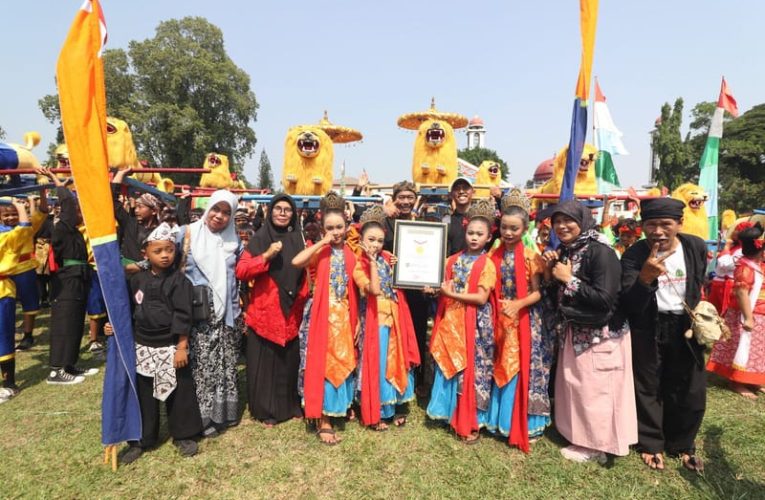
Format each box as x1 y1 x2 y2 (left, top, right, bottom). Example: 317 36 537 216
382 181 430 394
621 198 707 472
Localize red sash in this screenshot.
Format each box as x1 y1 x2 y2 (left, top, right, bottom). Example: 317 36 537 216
359 251 420 426
489 243 531 453
430 252 490 438
303 244 358 419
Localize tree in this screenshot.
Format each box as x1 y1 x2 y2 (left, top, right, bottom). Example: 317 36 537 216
652 98 694 190
717 104 765 213
257 149 274 190
0 126 5 140
39 17 259 185
457 147 509 181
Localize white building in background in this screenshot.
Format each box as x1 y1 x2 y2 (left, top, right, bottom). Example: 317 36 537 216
465 115 486 149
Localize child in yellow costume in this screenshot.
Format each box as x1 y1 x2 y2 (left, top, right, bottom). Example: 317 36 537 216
537 144 598 205
474 161 502 198
671 183 709 240
0 198 35 401
397 99 468 186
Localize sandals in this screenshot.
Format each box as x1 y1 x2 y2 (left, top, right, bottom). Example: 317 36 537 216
317 427 340 446
371 422 389 432
460 432 480 445
641 452 665 471
681 454 704 473
393 415 407 427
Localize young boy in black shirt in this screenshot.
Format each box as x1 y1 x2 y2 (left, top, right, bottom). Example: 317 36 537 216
106 222 202 463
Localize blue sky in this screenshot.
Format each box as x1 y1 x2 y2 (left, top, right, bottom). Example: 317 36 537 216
2 1 764 189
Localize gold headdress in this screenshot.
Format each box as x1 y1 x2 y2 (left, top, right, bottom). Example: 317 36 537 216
466 198 497 222
320 191 345 213
500 188 531 213
359 205 386 228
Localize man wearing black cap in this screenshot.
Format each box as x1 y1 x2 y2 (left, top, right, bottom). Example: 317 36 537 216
444 177 474 256
621 198 708 472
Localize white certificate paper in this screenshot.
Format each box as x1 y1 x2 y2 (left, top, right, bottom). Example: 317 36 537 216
393 221 446 289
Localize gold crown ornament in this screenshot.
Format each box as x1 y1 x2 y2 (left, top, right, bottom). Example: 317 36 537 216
466 198 497 222
396 97 469 130
320 191 346 213
317 111 363 144
358 204 387 228
500 188 531 213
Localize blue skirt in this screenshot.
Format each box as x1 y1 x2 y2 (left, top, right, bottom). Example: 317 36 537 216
528 414 551 438
374 326 415 419
320 376 356 417
427 365 489 426
485 375 518 437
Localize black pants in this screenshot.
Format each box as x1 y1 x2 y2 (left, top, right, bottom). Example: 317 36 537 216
632 313 706 455
135 366 203 448
403 289 430 387
49 276 88 368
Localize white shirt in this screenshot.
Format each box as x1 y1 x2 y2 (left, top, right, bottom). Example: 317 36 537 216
656 242 687 313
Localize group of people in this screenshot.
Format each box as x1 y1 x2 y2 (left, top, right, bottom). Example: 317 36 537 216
1 169 763 474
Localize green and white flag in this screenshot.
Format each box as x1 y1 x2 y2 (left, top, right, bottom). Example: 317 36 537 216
593 79 627 194
698 77 738 240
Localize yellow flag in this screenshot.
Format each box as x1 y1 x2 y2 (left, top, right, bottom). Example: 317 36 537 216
56 0 114 241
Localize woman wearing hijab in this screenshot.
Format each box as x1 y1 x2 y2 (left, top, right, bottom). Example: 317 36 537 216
178 190 243 437
235 194 309 426
541 200 637 464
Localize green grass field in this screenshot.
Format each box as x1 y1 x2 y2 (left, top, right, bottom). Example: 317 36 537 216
1 308 764 499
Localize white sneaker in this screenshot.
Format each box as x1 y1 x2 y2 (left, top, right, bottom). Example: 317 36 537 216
67 366 99 377
46 368 85 385
0 387 17 403
560 445 607 464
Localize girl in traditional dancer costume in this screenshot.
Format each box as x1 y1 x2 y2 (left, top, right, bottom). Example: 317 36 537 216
426 199 497 444
486 189 545 450
293 192 358 445
352 205 420 430
708 223 765 398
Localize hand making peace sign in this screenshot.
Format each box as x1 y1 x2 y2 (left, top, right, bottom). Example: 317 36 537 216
638 243 676 285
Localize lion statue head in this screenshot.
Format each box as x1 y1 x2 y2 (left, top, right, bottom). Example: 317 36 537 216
535 143 599 206
412 119 458 185
282 125 334 195
106 117 138 170
200 153 236 189
671 183 709 239
474 160 502 198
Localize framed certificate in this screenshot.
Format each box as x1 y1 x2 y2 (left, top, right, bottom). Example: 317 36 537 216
392 220 447 289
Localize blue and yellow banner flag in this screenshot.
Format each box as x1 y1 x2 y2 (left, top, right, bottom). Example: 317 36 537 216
560 0 599 202
56 0 141 447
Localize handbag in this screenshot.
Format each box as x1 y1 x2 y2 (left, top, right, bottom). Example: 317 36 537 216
662 271 730 348
182 227 211 323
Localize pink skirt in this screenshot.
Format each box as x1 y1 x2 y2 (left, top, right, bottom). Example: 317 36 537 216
554 332 638 456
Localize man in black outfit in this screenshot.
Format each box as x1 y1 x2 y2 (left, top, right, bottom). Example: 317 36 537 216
382 181 431 393
444 177 473 256
621 198 708 473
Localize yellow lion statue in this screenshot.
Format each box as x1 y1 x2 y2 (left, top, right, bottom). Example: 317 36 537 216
282 126 334 195
671 183 709 239
0 132 41 175
411 119 459 186
536 144 599 206
105 116 174 192
474 160 502 198
200 153 238 189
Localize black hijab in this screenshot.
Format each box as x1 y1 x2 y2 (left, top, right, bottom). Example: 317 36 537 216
248 194 305 316
543 199 600 254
